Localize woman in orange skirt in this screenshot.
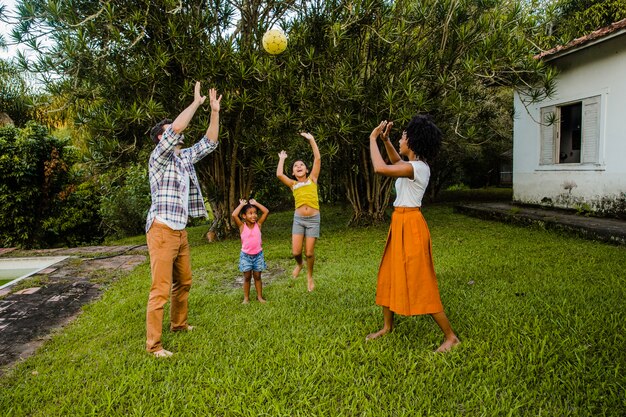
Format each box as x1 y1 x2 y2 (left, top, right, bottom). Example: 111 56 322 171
367 115 459 352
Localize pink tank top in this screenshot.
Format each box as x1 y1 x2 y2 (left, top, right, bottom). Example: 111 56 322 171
240 223 262 255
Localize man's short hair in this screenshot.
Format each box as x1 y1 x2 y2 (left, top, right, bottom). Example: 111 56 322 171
150 118 173 145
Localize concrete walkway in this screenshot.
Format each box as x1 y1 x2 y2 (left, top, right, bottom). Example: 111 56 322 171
0 245 146 373
454 202 626 245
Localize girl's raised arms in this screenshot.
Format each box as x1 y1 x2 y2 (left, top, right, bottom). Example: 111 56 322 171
300 132 321 183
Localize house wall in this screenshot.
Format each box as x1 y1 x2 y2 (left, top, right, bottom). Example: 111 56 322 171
513 35 626 215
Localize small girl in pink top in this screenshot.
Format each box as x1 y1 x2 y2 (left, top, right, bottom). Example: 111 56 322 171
232 198 270 304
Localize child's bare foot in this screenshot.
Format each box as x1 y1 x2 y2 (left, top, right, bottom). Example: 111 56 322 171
242 298 250 304
365 327 392 341
307 277 315 292
435 336 460 353
257 297 267 303
292 263 303 278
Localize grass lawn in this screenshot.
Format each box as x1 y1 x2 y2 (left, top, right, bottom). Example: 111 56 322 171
1 204 625 416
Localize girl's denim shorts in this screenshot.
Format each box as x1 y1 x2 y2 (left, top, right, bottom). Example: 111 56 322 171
239 250 267 272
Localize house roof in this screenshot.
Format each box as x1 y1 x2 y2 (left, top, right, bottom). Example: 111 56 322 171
535 18 626 62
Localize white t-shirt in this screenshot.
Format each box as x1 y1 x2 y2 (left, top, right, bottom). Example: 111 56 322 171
393 160 430 207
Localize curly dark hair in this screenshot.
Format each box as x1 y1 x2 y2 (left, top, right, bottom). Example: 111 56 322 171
238 204 257 219
404 114 442 162
150 118 173 145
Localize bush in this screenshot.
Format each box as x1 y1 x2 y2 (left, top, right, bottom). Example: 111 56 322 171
43 177 104 247
0 123 76 247
99 163 151 238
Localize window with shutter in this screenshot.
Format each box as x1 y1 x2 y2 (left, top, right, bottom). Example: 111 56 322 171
539 95 601 166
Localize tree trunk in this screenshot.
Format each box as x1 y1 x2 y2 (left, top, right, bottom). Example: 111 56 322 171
343 145 393 226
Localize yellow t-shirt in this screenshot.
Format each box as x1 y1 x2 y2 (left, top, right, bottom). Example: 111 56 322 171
292 178 319 210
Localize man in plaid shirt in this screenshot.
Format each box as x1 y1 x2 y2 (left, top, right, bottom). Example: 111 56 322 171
145 82 221 358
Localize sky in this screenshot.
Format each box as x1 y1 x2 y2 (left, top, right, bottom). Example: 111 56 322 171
1 0 27 61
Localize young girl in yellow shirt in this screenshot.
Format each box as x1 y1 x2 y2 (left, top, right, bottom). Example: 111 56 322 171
276 132 321 292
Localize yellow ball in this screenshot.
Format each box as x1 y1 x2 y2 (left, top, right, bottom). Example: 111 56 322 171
262 29 288 55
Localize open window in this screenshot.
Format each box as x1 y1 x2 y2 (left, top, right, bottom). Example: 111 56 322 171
539 95 600 165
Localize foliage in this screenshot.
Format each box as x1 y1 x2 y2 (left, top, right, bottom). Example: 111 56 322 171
0 123 77 247
99 162 152 238
0 60 33 126
1 206 625 415
42 177 104 247
288 0 555 220
13 0 556 233
552 0 626 43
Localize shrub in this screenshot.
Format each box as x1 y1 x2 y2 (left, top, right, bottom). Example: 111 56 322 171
99 163 151 238
42 177 104 247
0 123 76 247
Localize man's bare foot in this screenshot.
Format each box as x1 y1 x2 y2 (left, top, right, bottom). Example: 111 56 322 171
257 297 267 303
365 328 391 341
152 349 173 358
242 299 250 304
307 277 315 292
435 336 460 353
292 263 303 278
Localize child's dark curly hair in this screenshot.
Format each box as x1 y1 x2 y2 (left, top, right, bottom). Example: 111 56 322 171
239 204 256 219
404 114 442 163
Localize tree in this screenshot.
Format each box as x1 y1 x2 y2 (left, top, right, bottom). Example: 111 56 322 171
551 0 626 43
14 0 310 239
13 0 556 234
0 122 101 248
288 0 556 223
0 60 33 126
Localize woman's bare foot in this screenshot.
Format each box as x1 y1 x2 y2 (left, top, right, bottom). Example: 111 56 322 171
365 327 392 341
307 277 315 292
242 298 250 304
257 297 267 303
435 336 460 353
292 263 303 278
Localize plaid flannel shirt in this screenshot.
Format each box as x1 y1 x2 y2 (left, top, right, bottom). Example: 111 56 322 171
145 126 218 233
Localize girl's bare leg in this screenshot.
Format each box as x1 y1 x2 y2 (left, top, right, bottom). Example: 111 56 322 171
305 237 317 292
431 311 460 352
253 271 266 303
366 306 394 340
242 271 252 304
292 234 304 278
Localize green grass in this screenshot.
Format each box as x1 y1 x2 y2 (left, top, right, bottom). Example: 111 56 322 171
1 204 625 416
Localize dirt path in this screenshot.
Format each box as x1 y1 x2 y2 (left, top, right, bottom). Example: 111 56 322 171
0 246 146 374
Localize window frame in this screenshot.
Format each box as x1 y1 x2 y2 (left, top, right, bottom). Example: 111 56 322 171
538 94 602 170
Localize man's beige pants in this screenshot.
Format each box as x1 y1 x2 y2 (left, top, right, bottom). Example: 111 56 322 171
146 222 192 352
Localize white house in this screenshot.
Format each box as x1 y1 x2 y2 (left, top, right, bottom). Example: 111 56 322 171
513 19 626 216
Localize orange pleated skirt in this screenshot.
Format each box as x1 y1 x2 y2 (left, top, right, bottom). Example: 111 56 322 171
375 207 444 316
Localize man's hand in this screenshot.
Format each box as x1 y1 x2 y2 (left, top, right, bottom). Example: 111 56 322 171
194 82 207 105
209 88 222 113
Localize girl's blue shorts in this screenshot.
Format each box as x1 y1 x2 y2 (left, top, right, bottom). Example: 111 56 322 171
239 250 267 272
